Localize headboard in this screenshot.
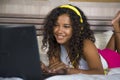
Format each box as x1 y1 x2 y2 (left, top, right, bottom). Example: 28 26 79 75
0 13 113 33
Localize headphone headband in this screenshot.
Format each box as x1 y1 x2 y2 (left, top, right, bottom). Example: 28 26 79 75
60 4 83 23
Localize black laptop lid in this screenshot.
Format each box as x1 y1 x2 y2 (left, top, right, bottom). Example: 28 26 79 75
0 25 43 80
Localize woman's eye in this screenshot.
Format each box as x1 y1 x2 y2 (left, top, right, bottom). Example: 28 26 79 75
64 25 71 28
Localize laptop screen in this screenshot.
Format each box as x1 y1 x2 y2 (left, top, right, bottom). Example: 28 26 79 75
0 25 43 80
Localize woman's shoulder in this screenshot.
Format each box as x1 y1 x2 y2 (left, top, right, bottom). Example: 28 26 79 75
83 39 98 55
83 39 95 46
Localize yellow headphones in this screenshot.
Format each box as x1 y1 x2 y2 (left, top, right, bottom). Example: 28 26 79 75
60 4 83 23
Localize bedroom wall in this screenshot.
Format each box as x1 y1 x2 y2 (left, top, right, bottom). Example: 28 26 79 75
0 0 120 17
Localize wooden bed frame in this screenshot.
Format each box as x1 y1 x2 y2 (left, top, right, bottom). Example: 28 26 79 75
0 13 113 36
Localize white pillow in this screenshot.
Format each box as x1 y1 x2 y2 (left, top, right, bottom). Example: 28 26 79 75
94 30 113 49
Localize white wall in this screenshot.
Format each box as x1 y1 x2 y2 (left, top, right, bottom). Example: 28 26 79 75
0 0 120 17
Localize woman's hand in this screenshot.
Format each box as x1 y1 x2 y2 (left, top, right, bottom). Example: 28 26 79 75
41 62 49 73
48 61 68 74
112 11 120 27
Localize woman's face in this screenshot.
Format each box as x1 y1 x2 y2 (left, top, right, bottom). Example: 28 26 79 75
53 14 73 45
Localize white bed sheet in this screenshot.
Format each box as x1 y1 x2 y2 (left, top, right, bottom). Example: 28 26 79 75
45 67 120 80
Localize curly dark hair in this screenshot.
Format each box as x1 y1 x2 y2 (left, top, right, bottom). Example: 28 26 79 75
42 4 95 68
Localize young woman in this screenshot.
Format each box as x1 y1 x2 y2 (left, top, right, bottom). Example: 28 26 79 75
41 4 120 75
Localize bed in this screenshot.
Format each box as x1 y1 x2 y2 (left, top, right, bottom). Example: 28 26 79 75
0 13 120 80
45 67 120 80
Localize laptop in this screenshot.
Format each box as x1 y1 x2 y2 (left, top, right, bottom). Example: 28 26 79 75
0 25 43 80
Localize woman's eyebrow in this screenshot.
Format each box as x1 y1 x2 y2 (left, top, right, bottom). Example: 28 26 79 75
64 24 71 26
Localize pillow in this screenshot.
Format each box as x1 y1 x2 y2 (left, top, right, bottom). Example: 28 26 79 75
94 30 113 49
98 48 120 68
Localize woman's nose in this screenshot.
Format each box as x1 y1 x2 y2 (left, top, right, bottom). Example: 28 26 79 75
57 26 63 33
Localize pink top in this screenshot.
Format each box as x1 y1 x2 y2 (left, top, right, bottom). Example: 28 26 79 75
98 48 120 68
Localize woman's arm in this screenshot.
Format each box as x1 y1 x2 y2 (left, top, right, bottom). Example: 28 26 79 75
66 39 104 74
